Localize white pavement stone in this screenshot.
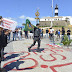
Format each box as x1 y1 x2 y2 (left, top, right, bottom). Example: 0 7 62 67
1 38 72 72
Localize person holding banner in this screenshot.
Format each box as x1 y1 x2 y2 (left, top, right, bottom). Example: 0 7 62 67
0 16 11 71
28 23 41 52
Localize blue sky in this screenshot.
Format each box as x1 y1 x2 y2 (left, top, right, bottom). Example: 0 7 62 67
0 0 72 26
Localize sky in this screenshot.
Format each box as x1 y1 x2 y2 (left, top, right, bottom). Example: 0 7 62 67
0 0 72 26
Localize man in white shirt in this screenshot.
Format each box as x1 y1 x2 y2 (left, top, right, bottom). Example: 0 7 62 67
50 27 54 42
50 28 54 34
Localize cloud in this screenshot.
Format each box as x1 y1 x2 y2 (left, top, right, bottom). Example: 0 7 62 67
19 15 25 19
41 16 50 18
19 15 36 22
5 17 17 21
6 17 13 20
26 17 36 21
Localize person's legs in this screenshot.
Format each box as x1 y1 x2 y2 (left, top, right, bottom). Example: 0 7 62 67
15 33 17 41
49 33 50 39
52 34 55 43
50 34 52 40
0 47 2 70
25 33 26 38
20 35 21 40
26 33 28 39
0 49 1 64
59 34 60 38
42 33 43 38
46 33 48 38
28 40 36 52
37 39 41 52
61 35 64 43
27 33 28 39
9 33 10 40
68 35 70 40
57 34 59 41
18 34 20 40
69 35 70 40
1 48 4 60
13 33 15 41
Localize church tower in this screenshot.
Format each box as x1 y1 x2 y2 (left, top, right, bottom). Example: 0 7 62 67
55 4 58 17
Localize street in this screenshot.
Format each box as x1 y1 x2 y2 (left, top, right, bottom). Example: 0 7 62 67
1 38 72 72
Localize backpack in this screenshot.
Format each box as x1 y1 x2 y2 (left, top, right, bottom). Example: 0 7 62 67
34 28 40 37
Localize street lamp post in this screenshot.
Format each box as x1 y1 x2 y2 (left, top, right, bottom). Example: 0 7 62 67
51 0 53 27
35 9 40 24
52 0 53 17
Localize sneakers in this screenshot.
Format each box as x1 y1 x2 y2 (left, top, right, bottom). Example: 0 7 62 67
28 48 41 53
28 48 31 52
37 49 41 53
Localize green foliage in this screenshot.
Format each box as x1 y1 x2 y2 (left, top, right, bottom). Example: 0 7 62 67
53 26 64 27
62 34 72 46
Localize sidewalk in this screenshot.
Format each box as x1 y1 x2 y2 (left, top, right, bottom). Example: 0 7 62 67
1 38 72 72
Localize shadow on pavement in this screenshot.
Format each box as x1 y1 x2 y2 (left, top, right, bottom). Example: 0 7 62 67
4 54 20 61
3 60 24 72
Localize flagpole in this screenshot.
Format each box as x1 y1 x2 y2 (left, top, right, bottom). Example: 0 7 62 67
52 0 53 17
51 0 53 27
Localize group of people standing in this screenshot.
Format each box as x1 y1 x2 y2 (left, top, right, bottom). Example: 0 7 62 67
41 27 71 43
12 28 22 41
0 16 72 71
61 27 71 42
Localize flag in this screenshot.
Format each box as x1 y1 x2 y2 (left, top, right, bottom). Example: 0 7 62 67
23 19 35 31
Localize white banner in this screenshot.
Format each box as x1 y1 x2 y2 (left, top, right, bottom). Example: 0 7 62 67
3 18 17 31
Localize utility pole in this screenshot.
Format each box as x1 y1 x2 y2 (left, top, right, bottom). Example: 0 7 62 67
51 0 53 27
52 0 53 17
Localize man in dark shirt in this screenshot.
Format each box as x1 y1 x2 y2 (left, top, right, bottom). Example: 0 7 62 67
61 27 65 43
28 23 41 52
13 29 17 41
46 28 49 38
0 28 9 71
67 28 71 40
25 31 28 39
0 16 11 71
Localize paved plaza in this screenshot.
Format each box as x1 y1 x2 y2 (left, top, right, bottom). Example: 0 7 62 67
1 37 72 72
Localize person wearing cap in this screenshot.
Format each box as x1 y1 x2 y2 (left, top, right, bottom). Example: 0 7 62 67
67 28 71 40
28 23 41 52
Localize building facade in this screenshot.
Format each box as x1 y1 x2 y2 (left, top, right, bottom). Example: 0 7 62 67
39 4 71 27
39 16 70 27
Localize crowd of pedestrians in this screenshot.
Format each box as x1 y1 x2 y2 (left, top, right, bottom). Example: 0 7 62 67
7 27 71 43
0 16 72 71
40 27 71 43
